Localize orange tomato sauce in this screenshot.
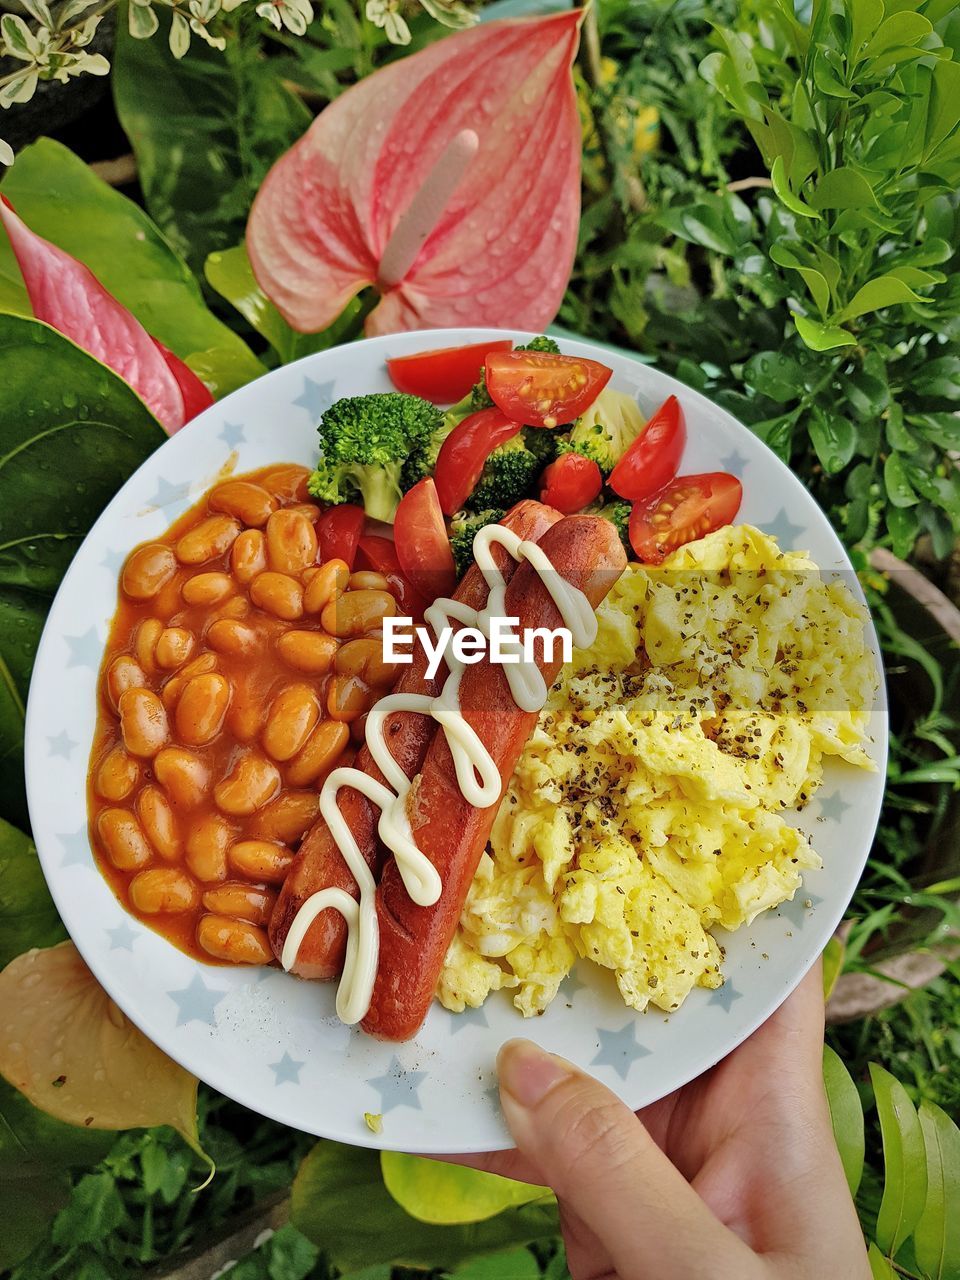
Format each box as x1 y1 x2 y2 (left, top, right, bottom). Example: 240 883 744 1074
87 465 399 966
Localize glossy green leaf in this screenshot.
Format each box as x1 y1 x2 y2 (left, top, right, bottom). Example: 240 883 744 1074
836 274 927 323
292 1141 560 1270
451 1248 541 1280
867 1243 897 1280
770 156 820 219
822 1046 864 1196
884 452 919 509
914 1100 960 1280
914 356 960 400
205 244 298 361
810 409 857 474
0 314 165 830
862 11 933 60
810 166 878 211
113 9 311 274
821 935 845 1000
925 62 960 157
0 1074 113 1181
888 503 921 560
0 138 264 395
849 0 884 58
381 1152 551 1225
0 818 65 967
792 313 856 351
0 1169 70 1270
871 1063 928 1256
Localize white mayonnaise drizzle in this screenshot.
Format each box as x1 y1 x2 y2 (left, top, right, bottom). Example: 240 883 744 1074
280 526 597 1024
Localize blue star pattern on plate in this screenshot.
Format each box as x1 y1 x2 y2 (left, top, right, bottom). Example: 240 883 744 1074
47 731 77 760
219 421 245 448
590 1022 651 1081
708 980 743 1011
818 790 851 822
449 1005 489 1034
561 967 587 999
106 920 138 952
65 627 103 670
367 1056 427 1113
269 1051 305 1085
720 447 749 475
59 825 92 869
168 974 225 1027
778 891 824 929
149 477 190 510
101 545 128 575
762 509 806 548
293 377 336 419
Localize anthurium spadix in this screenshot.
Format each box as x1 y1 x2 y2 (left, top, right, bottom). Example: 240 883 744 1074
0 198 213 432
246 9 584 335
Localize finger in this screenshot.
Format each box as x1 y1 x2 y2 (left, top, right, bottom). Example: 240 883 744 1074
496 1039 758 1280
440 1148 547 1187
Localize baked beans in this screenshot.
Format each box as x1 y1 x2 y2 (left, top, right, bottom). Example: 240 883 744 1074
87 466 401 966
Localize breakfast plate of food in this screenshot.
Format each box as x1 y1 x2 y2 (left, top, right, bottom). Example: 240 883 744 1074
24 327 887 1152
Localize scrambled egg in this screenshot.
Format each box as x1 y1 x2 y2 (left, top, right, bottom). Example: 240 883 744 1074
439 524 877 1018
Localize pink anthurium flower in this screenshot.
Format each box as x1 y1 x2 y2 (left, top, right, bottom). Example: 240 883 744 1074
247 9 584 336
0 198 214 433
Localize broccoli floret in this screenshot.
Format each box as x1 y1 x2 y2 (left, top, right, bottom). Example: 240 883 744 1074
519 334 560 354
308 393 443 522
449 507 506 577
556 388 646 477
585 500 632 558
467 427 554 511
399 401 472 491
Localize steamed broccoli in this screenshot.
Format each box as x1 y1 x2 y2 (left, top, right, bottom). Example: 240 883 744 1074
449 508 506 577
308 393 443 522
468 427 558 511
469 335 562 411
399 402 470 491
556 388 646 477
585 500 632 558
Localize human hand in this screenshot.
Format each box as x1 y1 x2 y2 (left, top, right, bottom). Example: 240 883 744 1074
456 963 870 1280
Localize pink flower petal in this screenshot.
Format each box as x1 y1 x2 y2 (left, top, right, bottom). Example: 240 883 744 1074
247 10 583 335
0 199 187 431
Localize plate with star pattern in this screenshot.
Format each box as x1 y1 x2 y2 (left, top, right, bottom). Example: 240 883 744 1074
24 328 887 1153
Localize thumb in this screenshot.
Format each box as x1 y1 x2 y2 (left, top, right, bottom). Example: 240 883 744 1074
496 1039 751 1280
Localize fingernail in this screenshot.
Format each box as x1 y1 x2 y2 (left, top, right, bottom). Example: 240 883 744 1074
497 1038 574 1108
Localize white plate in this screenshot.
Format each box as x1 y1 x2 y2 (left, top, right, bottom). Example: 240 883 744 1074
25 328 888 1153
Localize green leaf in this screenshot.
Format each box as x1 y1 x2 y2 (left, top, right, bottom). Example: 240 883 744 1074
888 502 920 559
0 1170 70 1270
835 273 927 323
867 1243 897 1280
0 138 264 394
810 167 878 211
914 356 960 400
0 817 65 967
810 409 857 473
743 350 804 403
823 1046 865 1196
381 1152 551 1225
884 452 920 508
914 1101 960 1279
792 313 856 351
50 1170 128 1247
770 156 820 219
849 0 885 58
0 1074 112 1181
113 8 311 273
291 1141 560 1270
0 314 165 830
451 1248 541 1280
862 11 933 60
871 1063 928 1256
822 935 845 1000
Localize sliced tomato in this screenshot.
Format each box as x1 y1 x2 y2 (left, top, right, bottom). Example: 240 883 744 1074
539 452 603 514
355 535 427 621
609 394 686 502
387 340 513 404
434 408 522 515
316 503 365 569
485 350 612 428
392 478 457 601
628 472 743 564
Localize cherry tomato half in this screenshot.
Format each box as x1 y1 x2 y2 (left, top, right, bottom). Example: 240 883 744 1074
434 408 522 516
485 351 612 428
609 394 686 502
316 503 365 569
393 478 457 602
386 340 513 404
355 535 427 621
539 452 603 514
628 472 743 564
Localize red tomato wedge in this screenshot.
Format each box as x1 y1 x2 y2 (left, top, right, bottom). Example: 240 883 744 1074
539 452 603 513
609 394 686 501
485 351 612 428
316 503 365 569
628 473 743 564
393 479 457 601
434 408 522 515
387 340 513 404
355 535 427 621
